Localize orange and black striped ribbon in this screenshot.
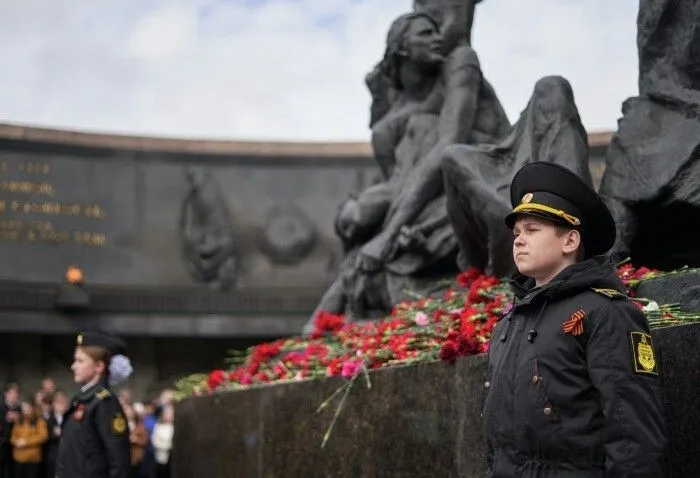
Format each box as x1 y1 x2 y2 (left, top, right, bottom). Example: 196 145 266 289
562 309 585 336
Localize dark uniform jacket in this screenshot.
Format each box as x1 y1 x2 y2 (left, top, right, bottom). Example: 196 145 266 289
0 401 20 465
483 257 666 477
45 414 63 478
55 381 130 478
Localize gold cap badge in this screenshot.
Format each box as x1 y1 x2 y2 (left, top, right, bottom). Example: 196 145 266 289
76 334 83 345
521 193 534 204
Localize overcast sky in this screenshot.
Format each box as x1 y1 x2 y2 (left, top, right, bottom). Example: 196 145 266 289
0 0 639 141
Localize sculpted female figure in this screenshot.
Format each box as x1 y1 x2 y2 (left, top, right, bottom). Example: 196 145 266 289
306 8 509 329
309 12 450 325
357 2 509 273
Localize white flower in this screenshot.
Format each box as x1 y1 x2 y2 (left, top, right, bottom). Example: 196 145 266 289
643 301 659 312
109 354 133 385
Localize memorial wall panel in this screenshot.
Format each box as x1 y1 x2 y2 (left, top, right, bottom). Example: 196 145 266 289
0 147 378 290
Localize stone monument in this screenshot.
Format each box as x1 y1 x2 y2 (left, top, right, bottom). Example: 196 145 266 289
442 75 592 277
173 1 700 477
173 323 700 478
598 0 700 270
310 0 510 327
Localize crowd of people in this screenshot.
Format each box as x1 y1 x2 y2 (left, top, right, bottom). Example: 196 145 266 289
0 378 175 478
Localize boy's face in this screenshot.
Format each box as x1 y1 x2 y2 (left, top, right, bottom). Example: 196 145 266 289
71 347 102 384
512 215 579 282
41 378 55 392
5 387 19 404
53 394 69 415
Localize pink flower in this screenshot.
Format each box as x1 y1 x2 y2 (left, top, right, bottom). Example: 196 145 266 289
341 360 362 379
415 311 430 327
502 302 513 316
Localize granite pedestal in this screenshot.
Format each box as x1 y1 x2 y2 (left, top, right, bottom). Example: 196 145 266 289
172 323 700 478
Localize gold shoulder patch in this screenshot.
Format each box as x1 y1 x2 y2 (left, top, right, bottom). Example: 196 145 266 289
96 389 111 400
111 413 127 435
591 287 626 299
630 331 658 376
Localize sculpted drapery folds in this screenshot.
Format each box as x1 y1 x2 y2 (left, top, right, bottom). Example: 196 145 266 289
442 75 593 277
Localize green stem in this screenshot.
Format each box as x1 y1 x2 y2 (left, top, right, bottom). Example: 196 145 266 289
321 375 357 448
361 365 372 390
316 381 349 413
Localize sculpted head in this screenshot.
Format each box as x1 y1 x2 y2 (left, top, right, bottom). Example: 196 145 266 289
185 166 203 187
335 196 368 247
414 0 477 52
381 13 443 90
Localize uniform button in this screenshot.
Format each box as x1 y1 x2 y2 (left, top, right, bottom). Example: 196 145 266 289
543 406 553 416
531 375 539 384
484 381 491 389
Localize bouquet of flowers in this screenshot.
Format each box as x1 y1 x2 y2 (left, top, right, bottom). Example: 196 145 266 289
176 263 699 399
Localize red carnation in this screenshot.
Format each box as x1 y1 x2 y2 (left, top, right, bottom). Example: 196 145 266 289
446 330 460 343
207 369 226 392
239 372 253 385
456 267 482 289
439 341 459 362
457 336 480 356
433 308 447 322
311 310 346 338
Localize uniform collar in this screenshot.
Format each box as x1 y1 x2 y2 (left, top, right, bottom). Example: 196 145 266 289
80 378 100 393
509 256 622 307
75 378 108 403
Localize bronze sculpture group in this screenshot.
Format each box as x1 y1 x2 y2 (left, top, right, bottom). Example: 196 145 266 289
308 0 700 328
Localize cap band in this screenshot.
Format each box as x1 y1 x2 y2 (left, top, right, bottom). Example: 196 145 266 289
512 203 581 226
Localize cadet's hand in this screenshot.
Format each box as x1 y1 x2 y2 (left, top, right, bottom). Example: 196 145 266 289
15 438 26 448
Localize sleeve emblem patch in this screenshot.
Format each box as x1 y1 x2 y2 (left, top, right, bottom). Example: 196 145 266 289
111 414 127 435
630 331 658 376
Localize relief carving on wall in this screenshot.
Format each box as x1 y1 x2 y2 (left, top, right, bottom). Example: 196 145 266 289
179 166 239 290
258 205 318 266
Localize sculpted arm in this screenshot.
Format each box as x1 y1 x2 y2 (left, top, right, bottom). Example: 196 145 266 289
359 47 482 266
391 47 481 219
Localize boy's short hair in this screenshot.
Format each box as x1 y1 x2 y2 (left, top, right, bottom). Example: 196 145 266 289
553 223 586 261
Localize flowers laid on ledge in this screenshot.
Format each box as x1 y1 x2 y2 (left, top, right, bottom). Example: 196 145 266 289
175 264 699 399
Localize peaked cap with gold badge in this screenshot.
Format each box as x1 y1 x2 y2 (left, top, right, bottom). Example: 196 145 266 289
504 162 616 257
76 331 127 356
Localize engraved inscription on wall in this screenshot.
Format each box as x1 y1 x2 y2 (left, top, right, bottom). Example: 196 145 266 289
0 160 109 247
0 148 370 287
0 153 137 285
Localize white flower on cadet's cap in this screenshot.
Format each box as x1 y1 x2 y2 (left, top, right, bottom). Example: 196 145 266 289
109 354 133 385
